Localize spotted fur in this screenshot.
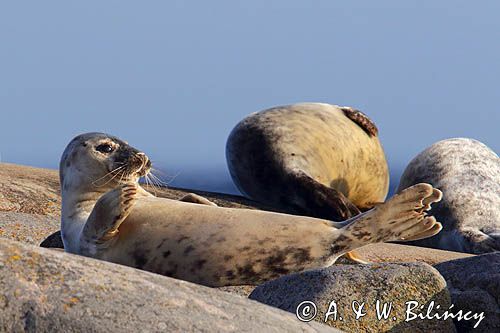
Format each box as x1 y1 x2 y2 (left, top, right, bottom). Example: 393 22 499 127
61 133 443 287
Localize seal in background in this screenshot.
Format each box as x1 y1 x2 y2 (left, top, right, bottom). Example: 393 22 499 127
398 138 499 254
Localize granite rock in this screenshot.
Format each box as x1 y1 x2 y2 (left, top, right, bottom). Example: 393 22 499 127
0 237 338 333
435 253 499 333
249 262 455 333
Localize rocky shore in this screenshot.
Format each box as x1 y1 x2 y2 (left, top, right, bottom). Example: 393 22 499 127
0 162 498 332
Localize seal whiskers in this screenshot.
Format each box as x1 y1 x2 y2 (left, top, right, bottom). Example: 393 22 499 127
91 164 127 187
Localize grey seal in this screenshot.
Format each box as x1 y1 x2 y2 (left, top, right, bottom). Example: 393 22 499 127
226 103 389 222
60 132 442 287
398 138 499 254
226 103 390 262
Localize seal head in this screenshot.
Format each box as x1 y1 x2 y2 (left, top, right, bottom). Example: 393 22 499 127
60 132 151 188
60 132 151 252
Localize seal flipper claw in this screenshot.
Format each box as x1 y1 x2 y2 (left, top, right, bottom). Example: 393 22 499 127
82 182 138 245
340 106 378 137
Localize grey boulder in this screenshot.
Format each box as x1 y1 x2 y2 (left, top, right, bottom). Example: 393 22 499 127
0 237 337 333
435 253 499 333
249 262 455 332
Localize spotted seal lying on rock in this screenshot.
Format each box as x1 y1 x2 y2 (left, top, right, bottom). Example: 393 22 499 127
60 132 442 287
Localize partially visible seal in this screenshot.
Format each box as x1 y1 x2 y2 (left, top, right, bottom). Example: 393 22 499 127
60 132 442 287
398 138 500 254
226 103 389 222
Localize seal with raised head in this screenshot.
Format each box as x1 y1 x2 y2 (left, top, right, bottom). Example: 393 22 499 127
61 132 442 287
398 138 500 254
226 103 389 222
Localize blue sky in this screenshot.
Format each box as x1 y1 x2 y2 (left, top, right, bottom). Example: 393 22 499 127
0 1 498 193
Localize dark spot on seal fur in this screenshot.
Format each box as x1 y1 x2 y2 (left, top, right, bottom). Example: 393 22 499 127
335 234 351 243
195 259 207 270
177 236 189 243
163 264 178 277
183 245 195 255
331 243 349 254
216 236 226 243
225 270 236 280
257 237 274 245
156 239 167 249
132 249 149 268
223 255 233 261
292 248 312 263
236 263 258 280
257 248 268 255
263 251 287 267
162 250 171 258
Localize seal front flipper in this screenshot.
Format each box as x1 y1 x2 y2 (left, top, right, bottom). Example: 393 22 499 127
179 193 218 206
340 106 378 137
81 182 138 245
289 170 361 221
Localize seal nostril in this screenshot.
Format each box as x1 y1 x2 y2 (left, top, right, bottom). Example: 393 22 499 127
134 152 146 162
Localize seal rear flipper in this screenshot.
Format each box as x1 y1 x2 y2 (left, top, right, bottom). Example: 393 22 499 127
81 183 138 244
340 106 378 137
339 183 442 244
288 169 361 222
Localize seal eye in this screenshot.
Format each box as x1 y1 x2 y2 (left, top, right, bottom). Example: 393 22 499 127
95 144 114 154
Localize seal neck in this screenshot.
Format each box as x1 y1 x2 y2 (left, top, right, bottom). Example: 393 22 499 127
60 182 111 253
